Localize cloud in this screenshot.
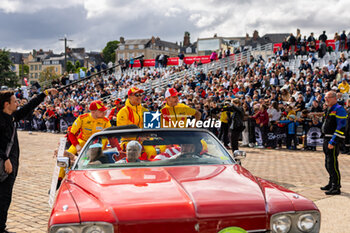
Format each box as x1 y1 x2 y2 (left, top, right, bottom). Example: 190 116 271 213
0 0 349 52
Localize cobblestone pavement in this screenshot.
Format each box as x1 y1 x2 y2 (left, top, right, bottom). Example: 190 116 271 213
6 132 350 232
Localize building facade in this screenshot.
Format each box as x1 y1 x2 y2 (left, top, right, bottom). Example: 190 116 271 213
116 36 180 61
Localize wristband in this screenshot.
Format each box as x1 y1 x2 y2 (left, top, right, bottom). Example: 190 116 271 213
44 90 49 96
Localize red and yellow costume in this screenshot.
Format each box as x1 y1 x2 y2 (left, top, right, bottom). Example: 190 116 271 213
117 99 148 128
161 103 196 128
67 113 111 154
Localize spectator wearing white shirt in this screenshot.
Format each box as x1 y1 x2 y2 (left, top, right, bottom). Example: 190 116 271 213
267 102 281 122
327 60 335 72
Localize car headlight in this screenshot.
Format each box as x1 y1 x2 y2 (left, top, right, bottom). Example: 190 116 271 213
297 214 316 232
50 222 113 233
272 215 292 233
271 211 320 233
56 227 74 233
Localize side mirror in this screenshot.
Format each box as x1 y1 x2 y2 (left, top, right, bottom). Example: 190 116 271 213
233 150 246 161
57 157 70 168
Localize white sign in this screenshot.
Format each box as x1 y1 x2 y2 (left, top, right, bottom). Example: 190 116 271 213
48 137 67 208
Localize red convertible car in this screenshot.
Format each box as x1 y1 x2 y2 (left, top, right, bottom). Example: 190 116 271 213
49 128 320 233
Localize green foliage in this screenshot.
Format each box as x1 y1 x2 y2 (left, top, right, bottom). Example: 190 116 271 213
102 40 119 63
0 49 19 88
66 61 74 73
19 64 29 77
75 60 81 69
39 67 60 88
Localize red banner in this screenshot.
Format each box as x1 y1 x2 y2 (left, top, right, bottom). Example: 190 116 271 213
128 55 215 68
184 56 211 64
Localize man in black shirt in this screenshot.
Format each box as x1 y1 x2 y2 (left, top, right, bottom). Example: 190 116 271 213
0 88 58 233
319 31 328 44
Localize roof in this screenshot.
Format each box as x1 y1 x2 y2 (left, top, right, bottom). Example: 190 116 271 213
154 40 180 50
262 33 290 44
122 38 179 49
125 39 150 45
9 52 24 64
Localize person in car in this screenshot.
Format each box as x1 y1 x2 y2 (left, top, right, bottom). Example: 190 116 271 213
87 143 109 165
116 141 142 163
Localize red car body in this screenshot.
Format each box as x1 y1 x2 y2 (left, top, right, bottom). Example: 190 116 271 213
48 129 320 233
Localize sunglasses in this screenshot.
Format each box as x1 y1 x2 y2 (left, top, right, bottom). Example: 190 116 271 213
133 93 142 97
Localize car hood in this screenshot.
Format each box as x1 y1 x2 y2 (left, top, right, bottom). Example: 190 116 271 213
67 165 269 227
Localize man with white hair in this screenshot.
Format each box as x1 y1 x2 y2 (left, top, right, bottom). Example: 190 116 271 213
116 141 142 163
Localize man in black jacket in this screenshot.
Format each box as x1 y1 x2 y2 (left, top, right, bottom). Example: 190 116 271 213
0 88 57 233
225 98 244 153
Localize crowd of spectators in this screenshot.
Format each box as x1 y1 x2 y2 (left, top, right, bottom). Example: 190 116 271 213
13 30 350 152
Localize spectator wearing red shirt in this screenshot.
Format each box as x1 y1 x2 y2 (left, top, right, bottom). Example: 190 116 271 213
251 104 269 148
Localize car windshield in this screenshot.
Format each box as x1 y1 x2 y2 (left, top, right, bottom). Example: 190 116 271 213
74 130 234 170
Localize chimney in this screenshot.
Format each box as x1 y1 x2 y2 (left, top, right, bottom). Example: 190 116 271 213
151 36 156 44
183 31 190 47
156 37 160 41
119 37 125 44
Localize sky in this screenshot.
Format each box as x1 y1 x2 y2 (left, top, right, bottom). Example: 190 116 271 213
0 0 349 54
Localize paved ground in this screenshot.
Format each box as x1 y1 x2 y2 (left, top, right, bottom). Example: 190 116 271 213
6 131 350 232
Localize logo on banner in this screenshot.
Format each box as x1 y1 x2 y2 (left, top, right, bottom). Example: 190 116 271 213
144 111 161 129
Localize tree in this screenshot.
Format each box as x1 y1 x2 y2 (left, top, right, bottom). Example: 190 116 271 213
19 64 29 77
75 60 81 70
39 67 59 88
102 40 119 63
0 49 19 88
66 61 75 73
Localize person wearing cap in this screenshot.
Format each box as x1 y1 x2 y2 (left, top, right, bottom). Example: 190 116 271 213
108 98 123 126
56 100 111 182
86 143 109 165
161 88 201 128
338 78 349 94
117 87 148 128
67 100 111 155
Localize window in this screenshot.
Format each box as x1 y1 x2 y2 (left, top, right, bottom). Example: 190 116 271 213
35 65 38 70
39 65 42 70
129 45 134 50
35 73 38 79
119 45 125 50
165 47 169 51
30 65 34 71
55 67 58 72
186 47 192 53
138 44 144 49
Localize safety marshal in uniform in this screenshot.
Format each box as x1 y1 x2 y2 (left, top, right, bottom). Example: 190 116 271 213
321 91 347 195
